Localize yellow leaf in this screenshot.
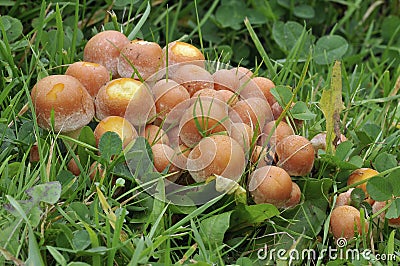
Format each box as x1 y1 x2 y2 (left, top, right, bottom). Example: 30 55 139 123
319 61 345 154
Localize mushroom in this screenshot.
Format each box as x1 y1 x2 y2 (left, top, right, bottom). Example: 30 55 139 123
276 135 315 176
65 61 110 98
31 75 94 133
95 78 156 126
330 205 368 240
248 165 293 208
93 116 138 148
83 30 130 77
117 40 163 80
187 135 246 183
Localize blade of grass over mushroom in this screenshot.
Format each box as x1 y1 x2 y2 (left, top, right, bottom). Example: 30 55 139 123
244 17 277 78
319 61 344 155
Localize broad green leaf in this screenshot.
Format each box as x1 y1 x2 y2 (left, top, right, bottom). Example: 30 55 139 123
387 169 400 197
334 141 353 161
236 257 254 266
319 61 345 154
67 202 91 223
348 155 363 168
366 176 393 201
293 5 315 19
272 21 304 52
72 230 91 251
272 178 332 259
67 262 91 266
314 36 348 65
318 154 359 170
290 101 316 120
270 85 293 107
57 170 78 196
386 198 400 219
25 181 61 204
4 200 42 227
200 211 232 245
215 1 247 30
231 203 279 228
350 188 365 208
362 123 381 140
0 16 23 42
4 182 61 227
99 131 122 161
373 152 398 172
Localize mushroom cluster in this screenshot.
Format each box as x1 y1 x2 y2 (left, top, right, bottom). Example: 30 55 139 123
31 30 319 210
328 167 397 240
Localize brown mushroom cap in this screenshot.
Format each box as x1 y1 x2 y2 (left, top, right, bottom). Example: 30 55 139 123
179 97 230 147
83 30 130 77
372 200 400 228
170 64 214 97
230 97 273 134
347 168 379 197
187 135 246 183
162 41 205 70
248 165 293 207
230 122 254 152
140 124 170 146
152 79 190 120
94 116 138 148
285 182 301 208
252 77 276 106
31 75 94 132
117 40 163 80
213 68 240 92
330 205 368 239
95 78 156 126
259 120 295 148
151 143 181 182
334 188 354 208
65 61 110 98
276 135 315 176
251 145 274 167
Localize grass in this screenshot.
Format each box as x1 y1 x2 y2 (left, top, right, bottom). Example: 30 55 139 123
0 0 399 265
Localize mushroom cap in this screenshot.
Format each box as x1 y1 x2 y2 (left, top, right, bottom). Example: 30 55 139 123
95 78 156 126
31 75 94 132
83 30 130 77
162 41 205 70
94 116 138 148
276 135 315 176
65 61 110 98
259 120 294 148
248 165 293 207
118 40 163 80
187 135 246 183
330 205 367 239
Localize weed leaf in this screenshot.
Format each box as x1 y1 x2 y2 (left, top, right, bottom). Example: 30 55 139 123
314 36 348 65
200 211 232 246
99 131 122 161
319 61 344 154
366 176 393 201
